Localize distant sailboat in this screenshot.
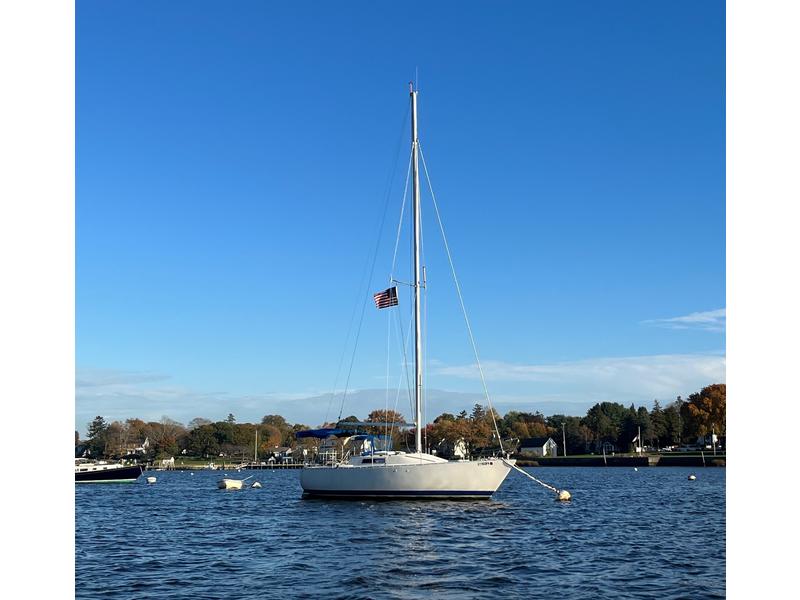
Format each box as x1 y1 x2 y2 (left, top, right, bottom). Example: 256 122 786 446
299 84 514 499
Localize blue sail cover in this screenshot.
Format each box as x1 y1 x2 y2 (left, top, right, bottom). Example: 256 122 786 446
294 428 348 439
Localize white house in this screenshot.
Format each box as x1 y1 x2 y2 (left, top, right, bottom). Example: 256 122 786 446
124 437 150 456
433 437 468 459
519 437 558 458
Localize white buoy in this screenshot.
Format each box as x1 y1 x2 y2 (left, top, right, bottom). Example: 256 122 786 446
688 474 697 481
251 482 262 489
190 472 194 476
146 476 157 484
634 467 638 471
557 490 572 501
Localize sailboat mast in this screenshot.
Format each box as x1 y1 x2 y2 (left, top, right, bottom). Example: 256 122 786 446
410 83 423 455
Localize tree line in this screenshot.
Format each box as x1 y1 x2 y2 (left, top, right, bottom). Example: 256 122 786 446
78 383 725 460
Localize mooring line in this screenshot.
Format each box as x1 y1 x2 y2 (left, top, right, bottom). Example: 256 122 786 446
502 459 570 500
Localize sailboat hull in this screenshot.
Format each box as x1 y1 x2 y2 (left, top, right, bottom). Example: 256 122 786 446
301 458 513 499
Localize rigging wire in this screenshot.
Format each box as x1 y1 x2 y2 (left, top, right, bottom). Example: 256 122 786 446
388 301 415 444
334 103 410 422
384 150 413 443
419 145 568 497
390 150 413 279
418 144 505 453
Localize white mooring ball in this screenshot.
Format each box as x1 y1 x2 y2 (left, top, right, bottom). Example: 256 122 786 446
146 476 157 484
557 490 572 501
688 474 697 481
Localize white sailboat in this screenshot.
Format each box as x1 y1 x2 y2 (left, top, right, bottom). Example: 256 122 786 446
300 84 514 499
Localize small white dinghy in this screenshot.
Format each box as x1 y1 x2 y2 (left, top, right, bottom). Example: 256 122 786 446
218 478 243 490
217 475 252 490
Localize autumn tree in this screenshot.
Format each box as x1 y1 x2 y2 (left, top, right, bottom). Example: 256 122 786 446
125 418 149 445
366 409 406 425
261 415 295 446
502 410 550 440
428 413 473 458
253 425 283 453
147 417 186 458
681 384 726 439
105 421 126 456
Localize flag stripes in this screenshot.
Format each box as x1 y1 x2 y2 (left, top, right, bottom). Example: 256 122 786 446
373 286 399 309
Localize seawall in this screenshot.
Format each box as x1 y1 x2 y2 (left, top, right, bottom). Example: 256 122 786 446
515 455 726 467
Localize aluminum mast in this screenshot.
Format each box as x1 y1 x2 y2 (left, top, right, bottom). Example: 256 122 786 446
410 83 423 454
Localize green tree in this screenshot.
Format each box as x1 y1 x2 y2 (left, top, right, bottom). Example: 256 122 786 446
649 400 668 447
188 417 212 430
261 414 289 429
546 415 589 455
87 416 109 457
185 424 220 457
582 402 627 449
663 400 684 445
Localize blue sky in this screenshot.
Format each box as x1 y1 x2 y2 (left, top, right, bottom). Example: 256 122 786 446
76 0 725 433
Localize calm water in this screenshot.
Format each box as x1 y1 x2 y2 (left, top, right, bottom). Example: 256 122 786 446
75 467 725 599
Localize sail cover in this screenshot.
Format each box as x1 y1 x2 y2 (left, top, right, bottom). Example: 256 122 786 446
294 428 348 439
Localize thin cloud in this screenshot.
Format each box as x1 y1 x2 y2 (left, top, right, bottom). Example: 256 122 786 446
76 368 172 388
75 367 326 433
641 308 726 332
432 353 726 402
76 352 726 435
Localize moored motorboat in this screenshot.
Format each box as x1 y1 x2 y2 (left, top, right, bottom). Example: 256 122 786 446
75 459 143 483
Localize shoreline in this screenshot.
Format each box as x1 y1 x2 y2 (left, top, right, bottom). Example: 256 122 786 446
145 455 726 471
516 455 726 467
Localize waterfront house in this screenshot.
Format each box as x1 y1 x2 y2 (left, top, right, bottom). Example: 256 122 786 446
432 437 468 459
267 446 294 463
123 437 150 456
519 437 558 457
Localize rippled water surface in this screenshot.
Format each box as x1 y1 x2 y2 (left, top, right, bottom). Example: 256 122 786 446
76 467 725 599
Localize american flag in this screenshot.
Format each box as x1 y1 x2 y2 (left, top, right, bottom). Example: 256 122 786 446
373 286 399 309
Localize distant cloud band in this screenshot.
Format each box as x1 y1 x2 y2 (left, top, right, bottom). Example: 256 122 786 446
641 308 726 332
